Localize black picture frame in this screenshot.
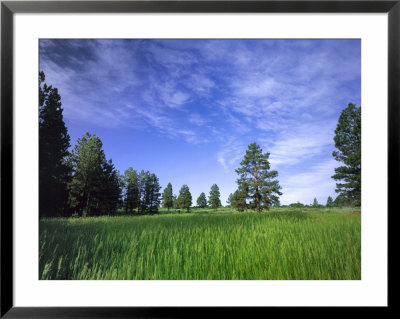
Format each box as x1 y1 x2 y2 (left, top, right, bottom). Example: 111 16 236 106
1 0 396 317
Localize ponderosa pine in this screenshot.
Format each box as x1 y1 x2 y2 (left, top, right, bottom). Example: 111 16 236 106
235 143 282 212
332 103 361 207
39 71 71 218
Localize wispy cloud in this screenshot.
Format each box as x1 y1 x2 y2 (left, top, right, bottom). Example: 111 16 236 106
279 159 338 205
217 138 246 172
262 121 336 167
154 82 191 108
146 41 198 67
188 113 208 126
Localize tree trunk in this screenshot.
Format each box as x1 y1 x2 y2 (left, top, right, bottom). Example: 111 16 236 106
254 167 260 213
86 191 91 217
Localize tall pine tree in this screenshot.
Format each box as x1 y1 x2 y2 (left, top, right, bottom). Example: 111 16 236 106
235 143 282 212
196 192 207 208
137 170 161 214
162 182 173 211
177 185 192 212
231 181 249 212
67 132 121 216
124 167 140 214
208 184 221 210
332 103 361 207
39 71 71 218
99 159 122 215
145 173 161 214
326 196 333 207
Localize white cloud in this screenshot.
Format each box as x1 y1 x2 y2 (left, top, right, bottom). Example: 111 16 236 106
147 42 198 66
217 139 246 172
169 91 190 107
279 159 338 205
187 73 215 95
262 121 336 167
236 78 278 98
188 114 208 126
152 81 191 109
268 136 329 166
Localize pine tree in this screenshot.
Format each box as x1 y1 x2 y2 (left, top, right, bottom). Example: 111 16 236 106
67 132 120 216
146 173 161 214
332 103 361 207
326 196 333 207
231 182 249 212
99 159 122 215
312 197 319 207
208 184 221 210
39 71 71 217
137 170 149 214
177 185 192 212
162 183 174 211
137 170 148 214
333 193 352 207
136 170 161 214
196 192 207 208
235 143 282 212
67 133 103 216
124 167 140 214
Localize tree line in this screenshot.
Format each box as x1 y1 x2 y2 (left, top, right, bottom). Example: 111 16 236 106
283 196 339 208
39 71 361 218
40 72 121 217
39 71 227 217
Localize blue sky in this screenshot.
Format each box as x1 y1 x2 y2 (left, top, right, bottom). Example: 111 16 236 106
39 39 361 206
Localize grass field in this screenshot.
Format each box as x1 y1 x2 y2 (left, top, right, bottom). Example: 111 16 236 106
39 207 361 280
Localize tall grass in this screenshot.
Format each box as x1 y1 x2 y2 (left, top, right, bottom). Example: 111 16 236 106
39 208 361 280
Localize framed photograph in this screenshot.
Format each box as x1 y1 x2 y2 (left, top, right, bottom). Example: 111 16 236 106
1 0 396 317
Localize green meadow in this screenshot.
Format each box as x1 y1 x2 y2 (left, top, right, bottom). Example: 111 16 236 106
39 207 361 280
